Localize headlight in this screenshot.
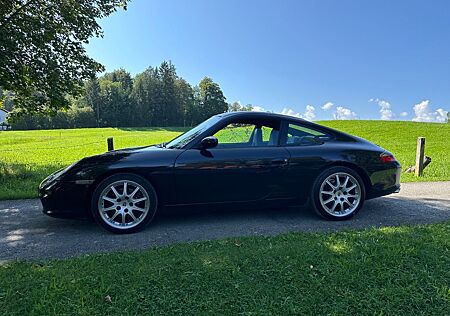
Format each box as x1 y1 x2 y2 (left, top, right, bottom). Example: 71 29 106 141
43 162 77 184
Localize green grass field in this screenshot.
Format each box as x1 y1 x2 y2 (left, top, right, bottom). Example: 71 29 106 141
0 120 449 200
1 223 450 315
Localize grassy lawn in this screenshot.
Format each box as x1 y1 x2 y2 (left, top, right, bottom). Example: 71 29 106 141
1 223 450 315
0 120 449 200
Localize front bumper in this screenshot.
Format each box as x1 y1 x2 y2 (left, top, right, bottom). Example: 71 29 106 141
39 179 92 219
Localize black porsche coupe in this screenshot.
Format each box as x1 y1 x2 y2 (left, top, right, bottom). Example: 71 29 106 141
39 112 401 233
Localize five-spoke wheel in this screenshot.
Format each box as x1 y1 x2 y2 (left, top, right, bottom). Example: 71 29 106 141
311 167 365 220
91 173 157 233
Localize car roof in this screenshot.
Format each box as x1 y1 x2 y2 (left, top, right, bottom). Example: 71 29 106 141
216 111 308 123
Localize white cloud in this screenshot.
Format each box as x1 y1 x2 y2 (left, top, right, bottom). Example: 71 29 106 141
251 105 266 112
333 106 357 120
370 98 394 120
252 105 302 118
321 102 334 111
303 105 315 121
280 108 301 117
400 111 408 117
280 105 315 120
436 108 448 122
412 100 448 123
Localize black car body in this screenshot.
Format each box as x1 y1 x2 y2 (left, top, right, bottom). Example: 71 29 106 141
40 112 401 233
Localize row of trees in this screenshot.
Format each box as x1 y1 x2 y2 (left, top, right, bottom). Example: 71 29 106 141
10 61 251 130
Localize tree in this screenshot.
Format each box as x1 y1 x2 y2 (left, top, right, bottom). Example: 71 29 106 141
103 69 133 92
99 80 128 127
0 0 129 119
175 78 195 126
158 61 179 126
197 77 228 121
129 61 192 127
228 101 253 112
0 87 14 112
131 67 161 126
84 79 102 127
101 69 133 125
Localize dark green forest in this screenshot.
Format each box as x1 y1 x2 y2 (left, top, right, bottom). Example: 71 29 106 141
5 61 252 130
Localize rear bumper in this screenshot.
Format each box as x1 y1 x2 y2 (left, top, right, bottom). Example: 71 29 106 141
367 183 400 199
367 164 401 199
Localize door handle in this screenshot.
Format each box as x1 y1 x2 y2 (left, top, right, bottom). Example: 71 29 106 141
271 158 288 165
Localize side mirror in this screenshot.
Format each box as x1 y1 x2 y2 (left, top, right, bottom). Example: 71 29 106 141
200 136 218 149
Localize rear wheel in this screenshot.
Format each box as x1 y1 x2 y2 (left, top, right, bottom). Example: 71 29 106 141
91 173 158 234
311 167 365 220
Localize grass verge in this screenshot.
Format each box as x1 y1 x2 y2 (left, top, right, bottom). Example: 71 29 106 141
1 223 450 315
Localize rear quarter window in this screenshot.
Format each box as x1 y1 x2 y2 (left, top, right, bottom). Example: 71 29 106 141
284 122 332 146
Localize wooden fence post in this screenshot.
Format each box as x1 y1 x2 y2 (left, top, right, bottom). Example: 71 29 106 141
415 137 425 177
107 137 114 151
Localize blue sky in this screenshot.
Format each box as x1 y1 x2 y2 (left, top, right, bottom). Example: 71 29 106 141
86 0 450 122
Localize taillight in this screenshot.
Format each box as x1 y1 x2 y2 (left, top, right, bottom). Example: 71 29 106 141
380 153 396 163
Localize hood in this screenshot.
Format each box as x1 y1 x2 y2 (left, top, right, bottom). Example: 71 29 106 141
78 145 167 165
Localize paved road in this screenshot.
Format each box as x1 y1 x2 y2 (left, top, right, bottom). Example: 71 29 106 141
1 181 449 263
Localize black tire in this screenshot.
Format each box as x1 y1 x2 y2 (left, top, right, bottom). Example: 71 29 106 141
91 173 158 234
310 166 365 220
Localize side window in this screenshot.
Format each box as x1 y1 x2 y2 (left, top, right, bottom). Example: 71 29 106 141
284 122 331 146
213 122 280 148
214 123 254 145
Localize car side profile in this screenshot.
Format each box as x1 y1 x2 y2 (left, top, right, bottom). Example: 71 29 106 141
39 112 401 233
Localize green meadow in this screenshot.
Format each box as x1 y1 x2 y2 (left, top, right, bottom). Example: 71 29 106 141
1 223 450 315
0 120 449 200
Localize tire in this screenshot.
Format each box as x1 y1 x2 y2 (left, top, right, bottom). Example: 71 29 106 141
91 173 158 234
310 166 365 220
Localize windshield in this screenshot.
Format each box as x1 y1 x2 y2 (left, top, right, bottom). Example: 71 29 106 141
165 115 222 149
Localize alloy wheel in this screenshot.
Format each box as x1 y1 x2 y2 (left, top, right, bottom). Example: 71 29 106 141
319 172 362 217
98 180 150 229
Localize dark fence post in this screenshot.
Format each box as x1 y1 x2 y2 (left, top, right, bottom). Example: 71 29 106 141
107 137 114 151
415 137 425 177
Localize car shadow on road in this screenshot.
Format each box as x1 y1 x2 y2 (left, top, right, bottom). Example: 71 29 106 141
0 195 449 262
151 194 450 233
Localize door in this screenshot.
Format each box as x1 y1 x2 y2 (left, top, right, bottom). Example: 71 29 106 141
173 119 291 205
280 120 333 202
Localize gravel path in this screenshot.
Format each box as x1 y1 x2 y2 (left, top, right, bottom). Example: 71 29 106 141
1 181 449 262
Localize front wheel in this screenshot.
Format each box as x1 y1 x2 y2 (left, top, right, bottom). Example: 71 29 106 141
311 167 365 220
91 173 158 234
